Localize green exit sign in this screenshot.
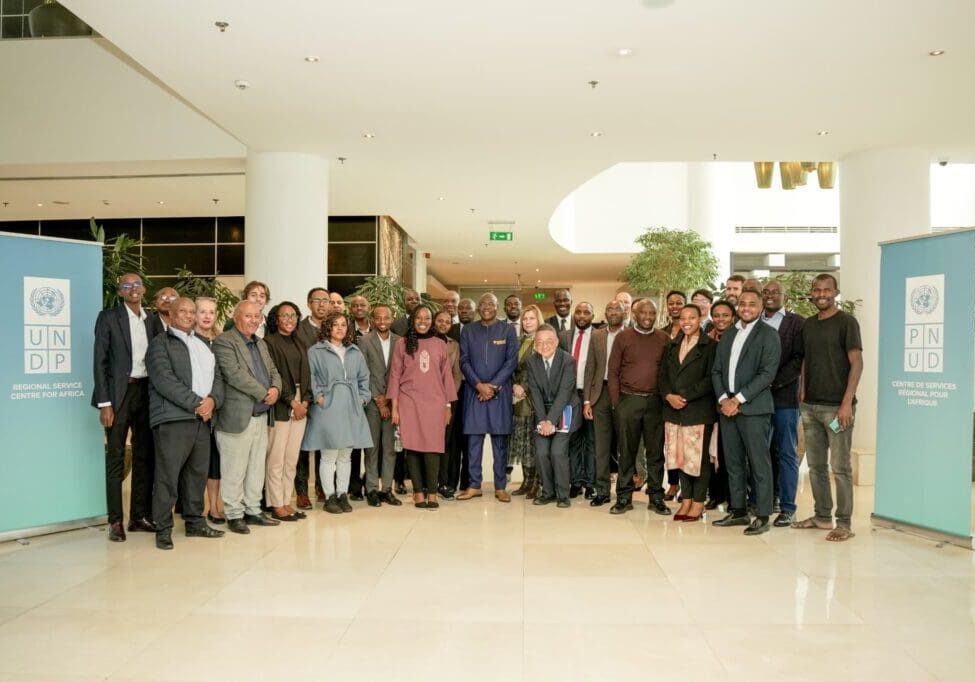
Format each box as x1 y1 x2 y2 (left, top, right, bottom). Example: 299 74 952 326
489 231 513 241
533 292 546 300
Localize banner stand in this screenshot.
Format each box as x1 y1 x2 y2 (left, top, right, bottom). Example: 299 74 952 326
0 515 106 545
871 514 973 551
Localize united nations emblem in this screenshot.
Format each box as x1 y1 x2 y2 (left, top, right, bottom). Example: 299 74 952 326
29 286 65 316
910 284 939 315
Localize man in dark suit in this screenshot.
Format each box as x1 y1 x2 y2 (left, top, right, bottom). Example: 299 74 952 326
294 287 328 507
448 297 475 342
92 272 164 542
357 304 403 507
446 297 474 490
147 298 226 550
582 300 625 506
761 279 805 527
212 301 283 535
527 325 581 507
545 289 573 332
711 289 781 535
559 301 595 498
390 288 421 336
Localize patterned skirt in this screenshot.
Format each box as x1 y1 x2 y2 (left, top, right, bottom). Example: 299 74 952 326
508 414 537 468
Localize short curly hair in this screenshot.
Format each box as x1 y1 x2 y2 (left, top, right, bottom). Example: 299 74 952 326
318 311 352 346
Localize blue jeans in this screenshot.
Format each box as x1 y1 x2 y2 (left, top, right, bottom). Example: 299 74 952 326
467 434 509 490
770 407 800 514
801 402 855 528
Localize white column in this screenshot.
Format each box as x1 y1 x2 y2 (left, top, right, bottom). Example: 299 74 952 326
687 163 734 283
245 151 329 308
840 147 931 458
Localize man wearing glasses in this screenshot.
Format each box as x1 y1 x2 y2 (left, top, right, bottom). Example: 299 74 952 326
760 280 806 527
153 287 179 330
92 273 164 542
294 287 329 508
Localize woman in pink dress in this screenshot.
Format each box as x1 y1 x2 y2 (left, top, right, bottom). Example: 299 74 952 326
388 304 458 509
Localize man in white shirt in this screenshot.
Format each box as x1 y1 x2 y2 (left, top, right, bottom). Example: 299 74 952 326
147 298 226 550
504 294 523 335
546 289 573 332
560 301 595 498
443 290 461 325
614 292 633 328
92 273 164 541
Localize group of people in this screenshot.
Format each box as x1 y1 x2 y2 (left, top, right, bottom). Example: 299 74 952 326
92 271 862 551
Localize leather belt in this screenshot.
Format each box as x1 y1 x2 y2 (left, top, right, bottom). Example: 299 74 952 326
127 377 147 384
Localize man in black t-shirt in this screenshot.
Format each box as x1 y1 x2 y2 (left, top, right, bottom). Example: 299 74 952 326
793 274 863 541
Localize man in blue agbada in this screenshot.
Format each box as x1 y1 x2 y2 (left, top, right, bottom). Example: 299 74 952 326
457 293 519 502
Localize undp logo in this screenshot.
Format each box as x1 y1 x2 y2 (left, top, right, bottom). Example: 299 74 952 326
910 284 939 316
29 286 66 317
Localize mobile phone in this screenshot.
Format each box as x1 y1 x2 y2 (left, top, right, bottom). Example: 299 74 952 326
829 418 841 433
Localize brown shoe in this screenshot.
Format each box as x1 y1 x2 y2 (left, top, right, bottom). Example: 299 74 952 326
495 490 512 503
456 488 483 500
296 495 312 510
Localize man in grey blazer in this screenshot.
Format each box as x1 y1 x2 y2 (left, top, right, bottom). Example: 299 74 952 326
527 325 581 507
92 272 164 541
357 304 403 507
711 289 781 535
212 301 283 534
147 298 225 550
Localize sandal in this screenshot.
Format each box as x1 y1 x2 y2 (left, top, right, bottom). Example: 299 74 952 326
826 527 855 542
791 516 833 530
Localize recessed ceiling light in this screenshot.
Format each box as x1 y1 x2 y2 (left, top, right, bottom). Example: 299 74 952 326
535 268 540 272
157 200 165 205
438 196 445 201
304 55 320 63
536 279 541 284
36 202 43 207
928 49 945 56
483 279 488 283
468 254 473 258
590 131 604 137
617 47 634 57
362 132 376 139
816 130 829 136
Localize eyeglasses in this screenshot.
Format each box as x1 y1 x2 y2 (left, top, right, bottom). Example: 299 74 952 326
761 290 783 297
277 313 298 321
310 298 328 304
119 282 144 290
157 295 178 302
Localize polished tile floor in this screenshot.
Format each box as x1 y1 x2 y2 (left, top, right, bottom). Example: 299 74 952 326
0 476 972 682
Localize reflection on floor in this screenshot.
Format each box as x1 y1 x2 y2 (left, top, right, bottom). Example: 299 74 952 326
0 477 972 682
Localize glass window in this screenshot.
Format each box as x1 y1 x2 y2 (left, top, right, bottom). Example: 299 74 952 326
328 216 376 242
39 219 91 239
142 217 216 244
217 244 244 275
217 216 245 243
143 245 215 276
97 218 142 241
328 243 376 275
327 275 369 298
0 220 40 235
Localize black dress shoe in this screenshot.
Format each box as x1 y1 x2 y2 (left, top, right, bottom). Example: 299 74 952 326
228 518 250 534
108 521 126 542
337 494 353 513
244 513 281 526
349 492 364 502
589 494 611 507
292 511 307 519
381 491 403 506
584 487 595 500
426 501 440 509
772 512 794 528
610 500 633 515
186 525 225 538
395 483 408 495
556 498 571 509
649 499 672 516
155 531 174 550
744 517 770 536
438 485 455 500
206 513 226 525
704 499 724 511
532 495 554 506
271 511 299 522
712 513 750 527
414 500 429 509
366 490 382 507
127 517 157 533
569 485 581 499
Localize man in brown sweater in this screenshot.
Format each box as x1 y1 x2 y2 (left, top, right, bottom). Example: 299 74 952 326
607 298 671 515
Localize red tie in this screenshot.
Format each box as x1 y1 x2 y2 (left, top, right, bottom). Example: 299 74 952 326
572 330 584 366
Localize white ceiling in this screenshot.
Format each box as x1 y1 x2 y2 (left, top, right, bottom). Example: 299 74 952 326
7 0 975 287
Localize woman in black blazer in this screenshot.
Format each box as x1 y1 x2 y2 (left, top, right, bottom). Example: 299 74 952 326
659 304 717 522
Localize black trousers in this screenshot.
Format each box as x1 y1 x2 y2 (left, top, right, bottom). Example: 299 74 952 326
675 423 714 503
349 449 364 495
591 391 618 497
708 429 728 503
104 379 154 524
295 450 323 497
720 413 773 517
614 392 664 502
152 419 210 532
535 432 571 500
439 401 461 490
406 450 441 494
568 389 595 488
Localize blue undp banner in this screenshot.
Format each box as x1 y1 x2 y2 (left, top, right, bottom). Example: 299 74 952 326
0 232 105 539
876 229 975 541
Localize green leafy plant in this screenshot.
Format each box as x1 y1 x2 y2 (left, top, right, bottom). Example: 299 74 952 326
173 269 239 327
90 217 146 309
351 275 439 317
622 227 719 296
769 271 861 318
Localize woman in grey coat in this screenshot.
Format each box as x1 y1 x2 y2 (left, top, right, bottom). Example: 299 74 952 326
301 312 373 514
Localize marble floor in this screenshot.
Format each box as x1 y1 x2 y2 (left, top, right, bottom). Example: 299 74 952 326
0 476 972 682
